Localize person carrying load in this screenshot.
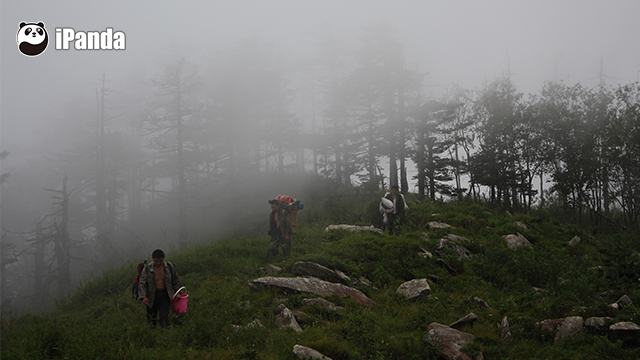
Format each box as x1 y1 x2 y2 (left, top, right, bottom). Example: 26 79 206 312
274 194 303 234
268 198 293 258
138 249 183 328
380 185 408 235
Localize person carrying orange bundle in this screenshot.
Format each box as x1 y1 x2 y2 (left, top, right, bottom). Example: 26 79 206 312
274 194 302 234
268 198 293 258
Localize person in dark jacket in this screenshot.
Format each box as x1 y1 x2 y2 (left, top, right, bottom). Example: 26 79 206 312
139 249 183 328
268 199 293 258
384 185 408 235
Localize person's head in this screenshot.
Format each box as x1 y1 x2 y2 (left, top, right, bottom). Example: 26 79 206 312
152 249 165 266
391 185 399 195
269 199 280 212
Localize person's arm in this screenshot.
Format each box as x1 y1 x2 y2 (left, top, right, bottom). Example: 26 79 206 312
139 264 149 305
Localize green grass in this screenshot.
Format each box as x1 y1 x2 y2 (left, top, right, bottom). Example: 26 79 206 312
2 198 640 359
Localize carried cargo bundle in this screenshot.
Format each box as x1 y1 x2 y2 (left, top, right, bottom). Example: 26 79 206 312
274 194 304 234
380 197 395 214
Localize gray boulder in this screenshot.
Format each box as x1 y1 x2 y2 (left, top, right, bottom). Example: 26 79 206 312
424 323 474 360
609 321 640 345
301 298 344 312
232 319 264 332
396 279 431 301
447 234 471 243
503 232 533 249
449 313 478 329
261 264 282 276
554 316 584 345
324 224 383 235
501 316 512 341
537 318 565 332
609 294 633 310
417 247 433 259
275 304 303 333
435 238 473 260
292 261 351 285
468 296 490 309
585 317 614 334
249 276 376 307
428 221 453 229
293 345 333 359
276 304 302 332
568 236 581 247
617 294 633 306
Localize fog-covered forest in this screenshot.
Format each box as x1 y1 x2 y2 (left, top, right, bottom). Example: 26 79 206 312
2 1 639 314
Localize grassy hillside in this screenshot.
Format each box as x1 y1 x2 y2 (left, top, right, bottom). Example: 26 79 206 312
2 197 640 359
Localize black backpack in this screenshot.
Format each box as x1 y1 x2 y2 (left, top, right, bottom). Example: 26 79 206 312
132 260 147 300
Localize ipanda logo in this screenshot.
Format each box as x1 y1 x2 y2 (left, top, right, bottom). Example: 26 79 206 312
16 22 49 56
17 21 126 56
55 27 126 50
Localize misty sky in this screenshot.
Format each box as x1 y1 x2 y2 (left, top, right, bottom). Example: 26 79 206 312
2 0 639 155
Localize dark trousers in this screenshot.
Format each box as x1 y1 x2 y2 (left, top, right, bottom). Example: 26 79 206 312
387 213 402 235
269 236 291 257
147 289 171 328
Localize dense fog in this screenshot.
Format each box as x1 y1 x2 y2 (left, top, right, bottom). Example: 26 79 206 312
2 1 639 313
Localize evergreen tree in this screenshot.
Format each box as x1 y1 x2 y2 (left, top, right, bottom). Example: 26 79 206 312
472 76 524 209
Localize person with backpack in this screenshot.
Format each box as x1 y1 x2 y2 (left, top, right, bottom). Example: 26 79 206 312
268 198 293 258
138 249 183 328
383 185 408 235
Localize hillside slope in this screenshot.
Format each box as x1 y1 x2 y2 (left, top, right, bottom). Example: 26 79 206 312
2 199 640 359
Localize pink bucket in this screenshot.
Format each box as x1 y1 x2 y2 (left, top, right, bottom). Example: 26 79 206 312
171 287 188 314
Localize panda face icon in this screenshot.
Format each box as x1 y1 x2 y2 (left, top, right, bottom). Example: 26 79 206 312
17 22 48 56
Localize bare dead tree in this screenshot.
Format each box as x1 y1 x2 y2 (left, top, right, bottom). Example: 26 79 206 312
44 174 73 295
